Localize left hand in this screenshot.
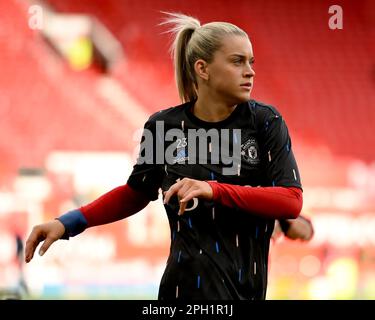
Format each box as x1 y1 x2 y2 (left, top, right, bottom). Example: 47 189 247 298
284 217 314 241
163 178 213 215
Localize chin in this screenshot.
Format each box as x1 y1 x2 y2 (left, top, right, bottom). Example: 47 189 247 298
225 93 250 105
237 95 251 103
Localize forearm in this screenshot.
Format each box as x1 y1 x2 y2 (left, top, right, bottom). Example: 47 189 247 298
207 182 302 219
80 184 150 227
58 184 150 238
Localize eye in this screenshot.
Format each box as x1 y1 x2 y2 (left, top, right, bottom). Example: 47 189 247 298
233 60 242 65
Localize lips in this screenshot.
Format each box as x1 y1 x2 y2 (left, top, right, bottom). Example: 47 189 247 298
240 83 252 88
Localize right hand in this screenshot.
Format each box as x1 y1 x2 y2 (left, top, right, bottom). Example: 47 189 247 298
25 219 66 263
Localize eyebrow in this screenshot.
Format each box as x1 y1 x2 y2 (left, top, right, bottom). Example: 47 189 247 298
229 54 255 61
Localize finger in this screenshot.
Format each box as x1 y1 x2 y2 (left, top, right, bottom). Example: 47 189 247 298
176 182 191 201
164 181 183 204
174 182 192 215
180 188 200 204
163 184 178 204
178 186 197 215
178 201 187 215
163 186 176 205
25 230 44 263
39 237 56 257
25 240 37 263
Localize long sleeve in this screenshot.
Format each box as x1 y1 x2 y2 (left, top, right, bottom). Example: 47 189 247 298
57 184 150 238
207 181 302 219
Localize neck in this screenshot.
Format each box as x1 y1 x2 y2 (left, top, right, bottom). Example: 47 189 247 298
192 93 238 122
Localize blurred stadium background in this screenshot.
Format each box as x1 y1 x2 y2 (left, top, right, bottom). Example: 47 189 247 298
0 0 374 299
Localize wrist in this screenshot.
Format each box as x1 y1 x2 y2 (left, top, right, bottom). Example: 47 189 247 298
204 181 214 200
57 209 88 239
205 180 218 200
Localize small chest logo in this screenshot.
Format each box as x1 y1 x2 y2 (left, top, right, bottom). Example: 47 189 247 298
173 138 189 164
241 138 260 165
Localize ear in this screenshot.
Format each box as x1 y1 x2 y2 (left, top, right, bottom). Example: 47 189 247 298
194 59 209 81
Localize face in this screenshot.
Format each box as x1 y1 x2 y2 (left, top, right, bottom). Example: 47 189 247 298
205 35 255 104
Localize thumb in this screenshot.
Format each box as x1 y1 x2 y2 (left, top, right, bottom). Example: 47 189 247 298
39 237 56 257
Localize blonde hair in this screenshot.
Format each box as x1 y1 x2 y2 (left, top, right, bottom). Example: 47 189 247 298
160 12 248 103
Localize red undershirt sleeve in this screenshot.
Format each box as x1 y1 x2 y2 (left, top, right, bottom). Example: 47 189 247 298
206 181 302 219
80 184 150 227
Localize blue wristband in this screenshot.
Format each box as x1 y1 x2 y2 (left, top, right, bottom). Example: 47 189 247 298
56 209 88 239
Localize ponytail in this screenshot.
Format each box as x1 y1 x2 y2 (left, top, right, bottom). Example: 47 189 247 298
160 12 200 103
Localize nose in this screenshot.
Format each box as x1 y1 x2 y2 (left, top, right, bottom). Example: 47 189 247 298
243 63 255 78
249 65 255 77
